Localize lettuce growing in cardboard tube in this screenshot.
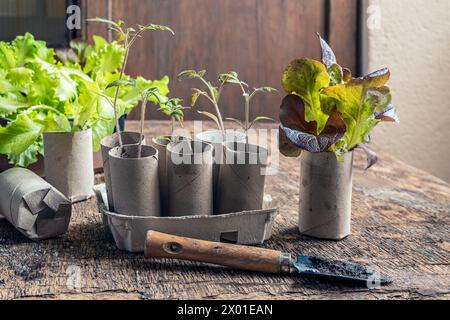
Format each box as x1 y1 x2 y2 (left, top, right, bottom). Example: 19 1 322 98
278 34 399 169
279 94 346 155
0 33 170 167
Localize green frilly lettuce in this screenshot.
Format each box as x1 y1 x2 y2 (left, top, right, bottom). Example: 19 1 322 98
0 33 170 167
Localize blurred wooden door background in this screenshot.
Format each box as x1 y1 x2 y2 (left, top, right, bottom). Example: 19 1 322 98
82 0 360 121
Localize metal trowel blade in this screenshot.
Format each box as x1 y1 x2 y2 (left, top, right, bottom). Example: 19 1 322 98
293 255 392 285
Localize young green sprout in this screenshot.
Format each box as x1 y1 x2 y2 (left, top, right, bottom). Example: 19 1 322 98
87 17 174 148
177 70 227 133
158 98 187 136
137 87 162 157
89 83 165 157
219 72 278 145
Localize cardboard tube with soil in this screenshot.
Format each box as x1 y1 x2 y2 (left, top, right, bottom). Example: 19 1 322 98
166 140 213 217
152 136 189 216
217 142 268 214
298 151 354 240
101 132 145 212
109 144 160 217
196 130 246 213
0 168 72 240
44 129 94 203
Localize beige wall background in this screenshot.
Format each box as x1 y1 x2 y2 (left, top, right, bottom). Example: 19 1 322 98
366 0 450 182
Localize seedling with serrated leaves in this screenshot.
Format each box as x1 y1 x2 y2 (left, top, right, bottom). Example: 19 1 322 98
137 87 162 157
87 17 174 148
219 72 278 145
177 70 227 132
158 98 188 136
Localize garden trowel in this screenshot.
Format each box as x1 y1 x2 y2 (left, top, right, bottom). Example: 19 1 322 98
145 231 392 286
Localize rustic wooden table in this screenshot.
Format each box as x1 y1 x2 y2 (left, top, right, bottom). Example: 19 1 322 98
0 121 449 300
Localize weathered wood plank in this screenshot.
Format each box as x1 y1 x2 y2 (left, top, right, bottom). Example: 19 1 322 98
83 0 109 40
0 121 448 300
328 0 359 73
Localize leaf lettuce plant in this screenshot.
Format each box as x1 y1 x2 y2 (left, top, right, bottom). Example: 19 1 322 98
0 32 170 167
279 34 398 168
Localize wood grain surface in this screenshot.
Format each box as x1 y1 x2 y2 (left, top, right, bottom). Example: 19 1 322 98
145 231 284 274
328 0 359 74
0 121 449 300
80 0 358 120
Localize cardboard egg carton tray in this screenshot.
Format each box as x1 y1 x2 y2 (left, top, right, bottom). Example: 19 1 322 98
94 184 278 253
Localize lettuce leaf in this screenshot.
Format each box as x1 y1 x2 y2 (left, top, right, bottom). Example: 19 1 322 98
30 109 71 133
0 96 28 117
6 67 34 90
375 103 399 123
0 33 171 166
8 138 43 168
12 33 55 66
279 127 302 157
282 58 331 135
0 113 43 155
279 94 346 154
278 34 398 163
0 42 17 69
322 68 393 153
316 33 343 86
91 118 115 152
83 35 125 77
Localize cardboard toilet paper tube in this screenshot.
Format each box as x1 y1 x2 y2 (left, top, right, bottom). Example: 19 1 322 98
217 142 268 214
299 151 354 240
44 129 94 203
109 144 161 217
101 132 145 212
152 136 189 216
166 140 213 217
196 130 246 213
0 168 72 240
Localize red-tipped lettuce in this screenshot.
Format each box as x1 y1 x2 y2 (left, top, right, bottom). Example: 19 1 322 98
316 33 343 86
282 59 330 135
278 34 398 169
375 103 399 123
279 94 346 154
279 128 302 158
356 143 378 170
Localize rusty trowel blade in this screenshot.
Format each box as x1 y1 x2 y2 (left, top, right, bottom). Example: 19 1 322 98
294 256 392 285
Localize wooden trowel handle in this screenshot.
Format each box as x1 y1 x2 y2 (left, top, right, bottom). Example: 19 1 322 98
145 231 290 274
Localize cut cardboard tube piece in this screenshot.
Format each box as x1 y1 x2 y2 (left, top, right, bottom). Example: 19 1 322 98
0 168 72 240
152 135 189 216
299 151 354 240
196 130 246 213
44 129 94 203
109 144 161 217
217 142 268 214
166 140 213 217
101 132 145 212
